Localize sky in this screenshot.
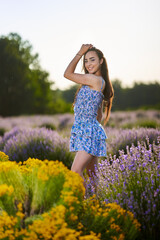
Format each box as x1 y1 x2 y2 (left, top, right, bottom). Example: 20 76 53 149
0 0 160 90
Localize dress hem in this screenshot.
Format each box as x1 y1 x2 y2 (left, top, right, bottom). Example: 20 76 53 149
70 149 107 157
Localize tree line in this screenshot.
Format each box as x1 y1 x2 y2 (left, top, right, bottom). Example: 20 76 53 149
0 33 159 116
61 80 160 111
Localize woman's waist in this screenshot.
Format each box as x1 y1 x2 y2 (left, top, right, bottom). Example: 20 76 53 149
74 104 99 116
74 114 97 124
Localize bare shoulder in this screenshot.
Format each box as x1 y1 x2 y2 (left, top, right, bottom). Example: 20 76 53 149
64 71 104 90
64 71 99 87
90 76 105 91
84 74 105 91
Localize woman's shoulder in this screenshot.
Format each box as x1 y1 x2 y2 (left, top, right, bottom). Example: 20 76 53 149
89 76 105 92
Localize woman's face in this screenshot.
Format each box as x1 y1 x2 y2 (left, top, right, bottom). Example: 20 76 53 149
84 51 103 76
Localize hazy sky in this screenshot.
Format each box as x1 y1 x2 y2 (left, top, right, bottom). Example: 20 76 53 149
0 0 160 90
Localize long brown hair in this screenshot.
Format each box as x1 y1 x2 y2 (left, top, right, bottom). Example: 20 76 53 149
73 47 114 125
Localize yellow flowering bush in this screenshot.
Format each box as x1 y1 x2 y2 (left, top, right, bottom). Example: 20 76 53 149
0 160 28 207
79 195 141 240
0 184 14 197
19 158 84 215
0 151 9 161
0 153 140 239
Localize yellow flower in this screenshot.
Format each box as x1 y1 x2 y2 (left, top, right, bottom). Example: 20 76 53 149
103 212 108 217
109 217 115 224
126 210 134 220
53 227 80 240
111 236 118 240
0 184 14 197
24 205 81 239
0 211 19 239
118 233 125 240
79 231 101 240
77 222 83 230
110 223 121 232
133 219 141 230
0 151 9 162
69 213 78 221
0 161 18 173
62 194 80 206
16 212 25 220
63 171 85 196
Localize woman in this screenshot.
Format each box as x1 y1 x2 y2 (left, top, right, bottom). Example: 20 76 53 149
64 44 114 181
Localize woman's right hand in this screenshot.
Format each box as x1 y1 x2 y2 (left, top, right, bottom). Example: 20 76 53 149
78 44 93 56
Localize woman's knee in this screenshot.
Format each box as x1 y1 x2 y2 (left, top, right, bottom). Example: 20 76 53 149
71 165 83 174
71 166 83 178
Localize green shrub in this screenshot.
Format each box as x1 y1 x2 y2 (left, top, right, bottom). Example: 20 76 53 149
0 128 6 136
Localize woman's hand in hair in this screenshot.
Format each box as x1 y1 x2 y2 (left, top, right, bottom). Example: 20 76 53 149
78 44 93 56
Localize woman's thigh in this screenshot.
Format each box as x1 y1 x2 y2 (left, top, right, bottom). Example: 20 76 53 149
71 151 95 174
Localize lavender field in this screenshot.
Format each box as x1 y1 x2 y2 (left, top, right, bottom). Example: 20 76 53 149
0 110 160 158
0 110 160 240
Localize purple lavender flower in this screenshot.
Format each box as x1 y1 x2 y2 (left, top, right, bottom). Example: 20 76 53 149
106 127 160 156
1 127 73 168
85 136 160 239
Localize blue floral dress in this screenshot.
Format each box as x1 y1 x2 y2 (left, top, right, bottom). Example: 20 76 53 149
70 81 107 157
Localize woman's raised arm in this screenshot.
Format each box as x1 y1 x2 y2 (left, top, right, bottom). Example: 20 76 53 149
64 44 96 86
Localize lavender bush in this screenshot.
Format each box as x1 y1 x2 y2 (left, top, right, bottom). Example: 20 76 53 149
0 114 74 133
107 110 160 128
86 136 160 240
106 127 160 156
0 127 73 168
0 110 159 134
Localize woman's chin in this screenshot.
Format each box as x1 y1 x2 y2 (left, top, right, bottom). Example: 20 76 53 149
88 70 94 74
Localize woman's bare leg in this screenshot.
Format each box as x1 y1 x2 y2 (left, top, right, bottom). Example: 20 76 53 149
86 157 98 177
86 157 98 193
71 151 98 195
71 151 95 179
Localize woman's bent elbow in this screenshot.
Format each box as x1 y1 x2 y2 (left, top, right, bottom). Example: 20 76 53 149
63 71 67 78
64 72 70 79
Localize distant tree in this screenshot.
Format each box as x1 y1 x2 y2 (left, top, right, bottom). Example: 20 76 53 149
111 79 124 110
130 81 160 108
0 33 53 116
51 89 72 113
61 84 78 103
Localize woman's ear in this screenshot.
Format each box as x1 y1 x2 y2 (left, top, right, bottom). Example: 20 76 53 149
100 58 103 64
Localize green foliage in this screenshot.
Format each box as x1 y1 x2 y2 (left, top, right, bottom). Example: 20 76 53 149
51 92 72 113
0 128 5 136
111 80 160 111
122 120 160 129
39 123 56 130
0 33 54 116
61 84 78 103
48 146 74 169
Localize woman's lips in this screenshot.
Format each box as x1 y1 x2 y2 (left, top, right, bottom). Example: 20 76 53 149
88 67 93 71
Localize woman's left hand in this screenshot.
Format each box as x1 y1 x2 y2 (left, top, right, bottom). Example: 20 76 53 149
78 44 93 56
